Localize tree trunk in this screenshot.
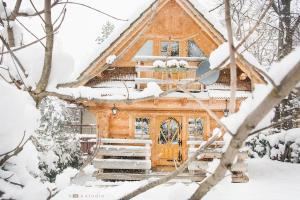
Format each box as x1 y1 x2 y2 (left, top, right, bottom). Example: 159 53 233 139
35 0 54 94
224 0 237 114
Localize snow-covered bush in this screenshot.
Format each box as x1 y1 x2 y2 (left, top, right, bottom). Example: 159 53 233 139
36 97 83 182
246 128 300 163
246 132 270 158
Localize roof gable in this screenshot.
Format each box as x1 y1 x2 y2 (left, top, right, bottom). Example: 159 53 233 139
59 0 265 88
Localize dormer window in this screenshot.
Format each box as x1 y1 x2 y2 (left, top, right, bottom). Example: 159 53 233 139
161 41 179 56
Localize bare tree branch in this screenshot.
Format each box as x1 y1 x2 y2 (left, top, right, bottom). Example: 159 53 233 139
189 53 300 200
0 133 31 166
0 35 27 76
15 0 59 17
248 115 299 136
15 18 46 48
29 0 46 24
35 0 54 94
57 1 128 21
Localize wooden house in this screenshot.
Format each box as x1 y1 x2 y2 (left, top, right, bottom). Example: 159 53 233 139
65 0 265 180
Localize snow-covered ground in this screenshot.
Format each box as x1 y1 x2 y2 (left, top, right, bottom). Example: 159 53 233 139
53 158 300 200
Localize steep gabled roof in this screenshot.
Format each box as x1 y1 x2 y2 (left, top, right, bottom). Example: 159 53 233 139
59 0 265 88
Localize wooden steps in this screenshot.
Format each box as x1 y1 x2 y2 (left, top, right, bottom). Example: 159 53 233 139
93 138 152 179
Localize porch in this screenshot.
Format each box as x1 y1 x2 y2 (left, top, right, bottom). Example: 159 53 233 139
83 137 248 183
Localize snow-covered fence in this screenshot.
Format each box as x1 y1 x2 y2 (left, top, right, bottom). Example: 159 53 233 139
93 138 152 180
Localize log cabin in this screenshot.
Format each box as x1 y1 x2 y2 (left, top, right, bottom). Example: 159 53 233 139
64 0 265 181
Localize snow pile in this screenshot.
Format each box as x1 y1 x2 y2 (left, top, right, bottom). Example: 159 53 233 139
51 81 163 100
153 60 188 69
0 81 49 199
55 168 78 190
0 80 40 152
131 82 163 98
178 60 188 67
166 59 179 68
209 42 229 69
106 55 117 64
153 60 166 68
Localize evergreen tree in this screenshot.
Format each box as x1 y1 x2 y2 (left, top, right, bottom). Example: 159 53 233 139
36 97 83 182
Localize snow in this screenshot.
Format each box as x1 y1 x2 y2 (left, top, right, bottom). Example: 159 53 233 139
208 41 264 72
70 0 156 80
209 42 229 69
0 80 40 153
166 59 179 68
50 81 163 100
178 60 189 67
55 168 79 190
53 158 300 200
106 55 117 64
189 0 227 39
153 60 166 68
268 46 300 85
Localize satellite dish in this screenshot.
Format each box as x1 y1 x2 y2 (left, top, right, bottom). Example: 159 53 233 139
196 60 220 85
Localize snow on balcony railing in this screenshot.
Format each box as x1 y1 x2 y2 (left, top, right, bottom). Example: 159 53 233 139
133 55 207 62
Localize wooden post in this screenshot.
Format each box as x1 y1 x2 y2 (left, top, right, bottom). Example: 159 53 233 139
231 151 249 183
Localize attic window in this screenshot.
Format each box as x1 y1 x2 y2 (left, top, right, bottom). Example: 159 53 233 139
188 40 204 57
134 40 153 56
161 41 179 56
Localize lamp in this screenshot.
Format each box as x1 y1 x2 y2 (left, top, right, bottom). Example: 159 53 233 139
224 99 229 117
112 104 119 115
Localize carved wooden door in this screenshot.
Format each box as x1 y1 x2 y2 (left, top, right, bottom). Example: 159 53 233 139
156 116 183 166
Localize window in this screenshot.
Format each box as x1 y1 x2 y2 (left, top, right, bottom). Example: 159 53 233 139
188 40 204 57
159 118 180 144
188 117 204 137
161 41 179 56
135 118 150 138
134 40 153 57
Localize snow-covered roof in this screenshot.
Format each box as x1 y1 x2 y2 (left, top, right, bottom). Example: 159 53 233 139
64 0 265 87
68 0 227 83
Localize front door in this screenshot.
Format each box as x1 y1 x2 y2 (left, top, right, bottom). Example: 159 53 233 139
155 116 183 166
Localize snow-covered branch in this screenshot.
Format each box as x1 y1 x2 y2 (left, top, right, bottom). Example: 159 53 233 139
189 47 300 199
